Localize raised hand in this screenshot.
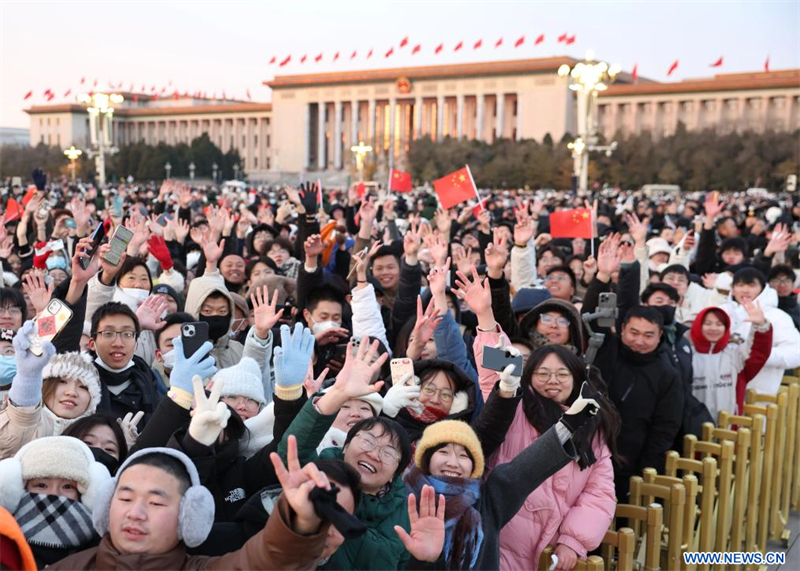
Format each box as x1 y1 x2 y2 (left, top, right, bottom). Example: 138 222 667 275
69 196 90 235
169 336 216 393
764 223 792 257
477 209 491 234
407 297 443 360
427 257 451 298
354 241 382 283
31 168 47 191
117 411 145 448
582 256 597 282
625 213 649 246
136 295 168 331
251 285 284 338
188 375 231 446
433 208 452 236
453 266 492 320
172 217 190 244
452 245 473 277
560 381 601 434
596 233 622 281
147 234 174 270
743 300 767 326
332 339 387 399
203 232 226 270
382 373 423 417
358 197 377 232
304 233 324 260
126 213 150 256
270 435 331 534
98 243 127 284
424 232 449 269
403 221 423 264
22 272 54 315
0 236 13 259
304 367 329 398
274 323 316 389
177 184 192 209
514 210 536 246
394 485 446 563
485 231 509 278
704 191 724 225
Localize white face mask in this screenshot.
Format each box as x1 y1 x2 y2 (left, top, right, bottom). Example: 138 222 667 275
161 349 176 370
310 317 340 336
113 287 150 312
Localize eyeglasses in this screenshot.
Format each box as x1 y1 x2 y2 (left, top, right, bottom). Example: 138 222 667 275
0 307 22 317
95 330 137 342
222 395 260 408
545 274 570 283
663 276 688 285
533 368 572 383
539 314 570 328
770 278 794 286
420 383 454 403
353 433 401 464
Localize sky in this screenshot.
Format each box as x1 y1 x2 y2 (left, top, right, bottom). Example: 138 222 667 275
1 0 798 129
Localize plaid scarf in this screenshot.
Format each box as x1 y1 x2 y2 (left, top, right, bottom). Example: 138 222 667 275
14 494 97 549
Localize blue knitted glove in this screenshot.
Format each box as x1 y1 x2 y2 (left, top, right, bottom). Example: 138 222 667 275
8 320 56 407
169 337 216 393
273 323 315 400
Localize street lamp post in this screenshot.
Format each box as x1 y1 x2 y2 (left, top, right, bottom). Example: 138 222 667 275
558 51 621 194
233 163 240 181
77 91 124 186
212 162 219 182
350 141 373 181
165 161 172 179
189 162 196 180
63 145 83 182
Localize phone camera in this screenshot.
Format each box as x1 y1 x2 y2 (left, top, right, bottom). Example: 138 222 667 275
183 324 196 337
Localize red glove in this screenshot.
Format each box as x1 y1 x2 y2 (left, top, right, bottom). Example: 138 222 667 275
33 241 52 270
147 235 173 270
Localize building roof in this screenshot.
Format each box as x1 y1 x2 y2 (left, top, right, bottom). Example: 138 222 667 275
601 69 800 97
24 102 272 117
265 56 583 88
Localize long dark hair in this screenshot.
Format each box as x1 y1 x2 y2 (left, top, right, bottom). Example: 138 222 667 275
521 345 620 469
62 412 129 462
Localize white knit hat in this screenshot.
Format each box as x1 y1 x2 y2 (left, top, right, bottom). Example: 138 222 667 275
212 358 265 405
0 436 111 513
646 237 672 257
42 352 102 413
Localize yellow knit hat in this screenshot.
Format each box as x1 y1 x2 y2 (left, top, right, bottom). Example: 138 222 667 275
415 420 485 479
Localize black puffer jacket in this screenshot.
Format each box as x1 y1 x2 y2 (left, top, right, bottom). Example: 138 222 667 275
390 359 478 443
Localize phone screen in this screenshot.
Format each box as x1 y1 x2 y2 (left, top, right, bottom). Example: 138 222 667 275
80 222 106 270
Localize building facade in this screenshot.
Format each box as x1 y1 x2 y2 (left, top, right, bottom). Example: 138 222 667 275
24 58 800 183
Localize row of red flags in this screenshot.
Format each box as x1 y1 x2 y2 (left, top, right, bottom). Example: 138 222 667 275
387 164 592 237
23 81 255 103
269 33 573 67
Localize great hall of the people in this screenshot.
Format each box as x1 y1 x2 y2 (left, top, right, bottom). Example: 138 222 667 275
24 56 800 184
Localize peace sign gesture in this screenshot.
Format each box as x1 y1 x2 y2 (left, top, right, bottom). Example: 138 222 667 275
188 375 231 446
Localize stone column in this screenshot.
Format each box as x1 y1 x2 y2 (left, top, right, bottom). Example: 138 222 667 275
436 95 444 141
496 94 505 139
318 102 327 170
414 96 423 140
304 104 311 169
368 99 377 148
456 94 465 138
515 95 522 140
388 98 396 168
334 101 343 169
351 100 359 144
476 94 485 141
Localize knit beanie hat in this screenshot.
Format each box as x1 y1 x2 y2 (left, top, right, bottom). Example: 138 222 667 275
415 420 485 479
212 358 265 405
42 352 102 413
0 436 111 513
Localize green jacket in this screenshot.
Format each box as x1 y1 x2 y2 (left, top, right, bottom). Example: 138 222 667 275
278 399 411 570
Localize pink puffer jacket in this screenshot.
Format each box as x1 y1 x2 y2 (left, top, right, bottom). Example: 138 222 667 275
475 328 617 569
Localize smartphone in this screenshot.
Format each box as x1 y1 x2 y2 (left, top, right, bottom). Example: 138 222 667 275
80 222 107 270
390 358 415 385
181 322 210 359
28 300 74 356
112 195 124 217
65 218 77 229
598 292 618 328
103 226 134 266
331 343 349 362
156 213 173 227
481 346 523 377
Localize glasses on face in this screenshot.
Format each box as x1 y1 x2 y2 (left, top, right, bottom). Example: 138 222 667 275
95 330 137 342
545 274 570 283
0 306 22 317
223 395 259 408
533 368 572 383
353 433 401 464
664 276 688 285
539 314 570 328
420 383 454 403
770 278 794 286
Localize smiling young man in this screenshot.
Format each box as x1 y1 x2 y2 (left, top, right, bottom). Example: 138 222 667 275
89 302 163 429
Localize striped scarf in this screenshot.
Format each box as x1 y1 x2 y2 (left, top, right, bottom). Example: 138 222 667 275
14 494 97 550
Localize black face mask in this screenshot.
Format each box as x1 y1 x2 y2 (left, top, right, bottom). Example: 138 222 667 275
223 279 242 294
652 304 676 325
200 314 231 341
90 446 120 475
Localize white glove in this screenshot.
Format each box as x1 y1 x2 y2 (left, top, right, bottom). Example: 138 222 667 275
382 373 423 417
495 338 522 394
561 381 601 434
117 411 145 448
188 375 232 447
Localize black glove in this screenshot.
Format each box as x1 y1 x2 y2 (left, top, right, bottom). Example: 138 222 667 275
298 182 320 212
310 483 366 540
31 168 47 191
560 381 600 434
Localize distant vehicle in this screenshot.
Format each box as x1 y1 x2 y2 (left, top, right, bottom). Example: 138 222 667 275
641 184 681 196
745 187 769 197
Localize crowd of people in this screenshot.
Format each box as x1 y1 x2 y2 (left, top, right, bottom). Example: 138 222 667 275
0 171 799 571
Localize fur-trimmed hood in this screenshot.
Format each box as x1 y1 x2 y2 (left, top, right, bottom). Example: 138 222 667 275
519 298 585 351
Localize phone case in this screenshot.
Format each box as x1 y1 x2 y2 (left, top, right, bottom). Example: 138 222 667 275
104 226 134 266
481 346 523 377
390 358 415 385
29 300 74 356
80 222 106 270
181 322 210 359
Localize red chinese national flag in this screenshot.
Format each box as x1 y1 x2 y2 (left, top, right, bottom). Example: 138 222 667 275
514 36 525 48
400 36 409 48
549 208 593 239
4 198 22 222
411 44 421 55
535 34 545 45
433 166 478 210
389 168 413 193
453 41 463 52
